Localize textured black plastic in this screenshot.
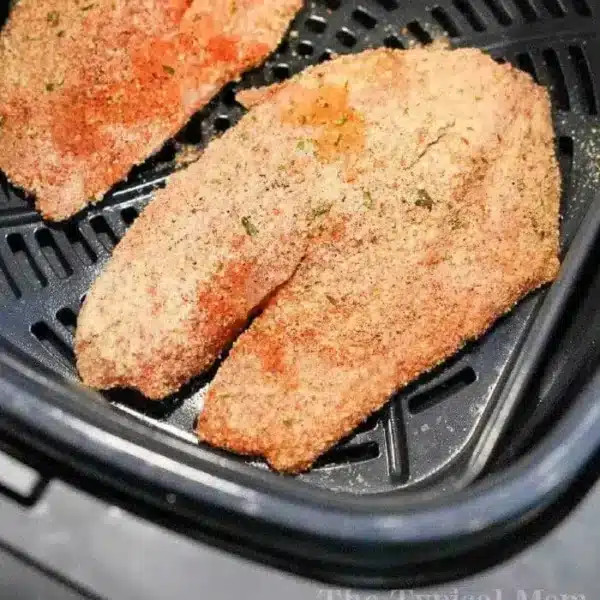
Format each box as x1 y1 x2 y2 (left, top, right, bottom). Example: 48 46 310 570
0 0 599 494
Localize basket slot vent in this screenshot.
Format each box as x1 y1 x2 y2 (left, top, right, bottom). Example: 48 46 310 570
35 228 73 280
453 0 487 30
0 256 20 298
31 321 74 364
541 0 567 16
353 413 380 435
7 233 47 288
63 223 97 266
297 40 314 56
543 48 570 110
408 367 477 414
0 173 28 209
511 0 539 21
482 0 514 24
318 49 334 63
177 113 204 145
90 216 119 250
406 21 434 44
570 0 591 15
569 45 598 115
213 115 232 133
305 15 328 34
0 175 9 205
383 34 406 49
516 52 538 79
336 27 358 48
352 7 378 29
150 140 177 165
220 85 238 108
120 206 139 227
315 441 379 468
56 307 77 336
430 7 462 37
557 135 574 201
375 0 400 10
273 63 291 81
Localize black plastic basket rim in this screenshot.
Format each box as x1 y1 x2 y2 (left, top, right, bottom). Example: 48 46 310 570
2 341 599 581
1 191 600 587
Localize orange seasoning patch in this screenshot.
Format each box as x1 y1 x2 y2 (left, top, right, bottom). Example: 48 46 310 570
242 328 288 375
195 259 256 354
281 84 366 163
47 7 247 162
206 35 240 62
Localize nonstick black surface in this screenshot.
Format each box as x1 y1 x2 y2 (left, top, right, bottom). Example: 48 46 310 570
0 0 598 493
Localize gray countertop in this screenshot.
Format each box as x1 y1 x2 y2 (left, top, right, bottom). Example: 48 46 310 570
0 468 598 600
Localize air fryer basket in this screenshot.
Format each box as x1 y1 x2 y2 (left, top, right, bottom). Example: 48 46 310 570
1 0 600 587
0 0 598 494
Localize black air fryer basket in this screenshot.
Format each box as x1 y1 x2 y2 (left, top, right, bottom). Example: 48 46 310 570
2 0 600 588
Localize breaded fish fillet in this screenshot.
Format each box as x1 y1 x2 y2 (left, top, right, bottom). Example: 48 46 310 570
76 47 559 446
196 48 560 472
0 0 301 220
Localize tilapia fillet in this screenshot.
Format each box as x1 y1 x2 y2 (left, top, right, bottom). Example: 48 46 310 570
197 48 561 472
0 0 301 220
76 47 560 472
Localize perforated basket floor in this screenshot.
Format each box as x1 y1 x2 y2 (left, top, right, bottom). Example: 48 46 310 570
0 0 598 494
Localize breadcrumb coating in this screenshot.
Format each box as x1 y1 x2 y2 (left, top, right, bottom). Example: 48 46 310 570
0 0 302 220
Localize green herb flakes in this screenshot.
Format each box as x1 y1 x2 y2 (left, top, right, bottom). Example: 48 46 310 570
45 77 64 92
363 190 375 209
296 138 315 152
47 10 60 26
241 216 258 236
163 65 176 76
415 189 434 210
450 214 465 230
310 203 332 219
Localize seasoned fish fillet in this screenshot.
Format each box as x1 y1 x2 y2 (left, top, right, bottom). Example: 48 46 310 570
0 0 301 220
196 48 560 472
76 47 559 461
